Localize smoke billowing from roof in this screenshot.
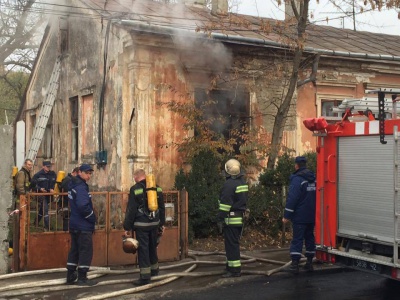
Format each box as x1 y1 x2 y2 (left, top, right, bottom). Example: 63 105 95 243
126 0 233 75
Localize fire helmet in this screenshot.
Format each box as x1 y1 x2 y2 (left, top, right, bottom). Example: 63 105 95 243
122 237 139 254
225 159 241 176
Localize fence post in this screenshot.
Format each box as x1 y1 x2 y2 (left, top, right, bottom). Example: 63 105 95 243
12 201 20 272
179 189 188 260
19 195 27 271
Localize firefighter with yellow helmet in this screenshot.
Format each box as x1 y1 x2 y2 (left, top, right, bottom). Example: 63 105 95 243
123 168 165 286
218 159 248 278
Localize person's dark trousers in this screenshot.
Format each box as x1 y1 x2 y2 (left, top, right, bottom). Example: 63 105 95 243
135 228 159 280
66 230 93 279
62 216 69 231
223 226 242 274
37 195 50 228
290 223 316 262
60 196 70 231
61 209 69 231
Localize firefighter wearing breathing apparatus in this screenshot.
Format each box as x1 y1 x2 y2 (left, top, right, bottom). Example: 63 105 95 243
123 168 165 286
218 159 248 278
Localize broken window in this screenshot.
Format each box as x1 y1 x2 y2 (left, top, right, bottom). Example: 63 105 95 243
195 88 250 154
70 96 78 162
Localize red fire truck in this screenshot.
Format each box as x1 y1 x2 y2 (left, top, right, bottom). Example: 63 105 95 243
304 88 400 280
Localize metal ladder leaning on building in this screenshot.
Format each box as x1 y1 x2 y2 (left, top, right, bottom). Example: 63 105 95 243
26 56 61 161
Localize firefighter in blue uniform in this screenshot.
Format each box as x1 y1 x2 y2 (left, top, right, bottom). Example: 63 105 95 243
283 156 316 274
218 159 248 278
65 164 97 286
123 169 165 286
31 160 56 230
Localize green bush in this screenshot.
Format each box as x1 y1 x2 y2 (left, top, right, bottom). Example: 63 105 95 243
247 151 317 238
175 150 317 241
174 150 224 240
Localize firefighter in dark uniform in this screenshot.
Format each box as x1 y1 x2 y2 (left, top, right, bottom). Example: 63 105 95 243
218 159 248 278
123 168 165 286
14 158 33 208
282 156 316 274
66 164 97 286
31 160 56 230
59 167 79 231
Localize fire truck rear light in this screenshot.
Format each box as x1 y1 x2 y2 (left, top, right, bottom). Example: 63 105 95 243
391 268 400 279
316 250 333 262
329 254 336 263
322 252 327 262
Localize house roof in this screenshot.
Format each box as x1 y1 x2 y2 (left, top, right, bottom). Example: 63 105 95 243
80 0 400 61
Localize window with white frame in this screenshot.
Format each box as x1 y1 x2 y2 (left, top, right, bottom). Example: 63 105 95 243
321 99 343 118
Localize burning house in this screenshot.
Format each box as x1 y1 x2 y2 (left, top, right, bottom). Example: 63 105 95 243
19 0 400 190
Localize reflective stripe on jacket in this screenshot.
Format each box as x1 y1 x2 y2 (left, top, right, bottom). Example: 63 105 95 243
218 176 248 227
31 169 56 192
123 179 166 231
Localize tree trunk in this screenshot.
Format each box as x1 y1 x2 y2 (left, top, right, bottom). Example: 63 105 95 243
266 0 309 170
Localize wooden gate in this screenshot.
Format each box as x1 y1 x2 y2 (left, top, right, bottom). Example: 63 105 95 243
13 190 188 271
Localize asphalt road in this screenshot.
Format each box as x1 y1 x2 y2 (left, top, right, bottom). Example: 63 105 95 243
3 251 400 300
149 268 400 300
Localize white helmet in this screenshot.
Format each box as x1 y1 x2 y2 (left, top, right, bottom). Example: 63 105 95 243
225 159 241 176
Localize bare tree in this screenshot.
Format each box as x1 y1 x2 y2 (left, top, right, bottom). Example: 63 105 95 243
266 0 310 169
266 0 400 169
0 0 45 72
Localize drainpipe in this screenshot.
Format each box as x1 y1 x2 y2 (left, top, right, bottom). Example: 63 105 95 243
211 0 228 16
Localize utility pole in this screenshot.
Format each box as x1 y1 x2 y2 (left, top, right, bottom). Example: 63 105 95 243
352 0 356 31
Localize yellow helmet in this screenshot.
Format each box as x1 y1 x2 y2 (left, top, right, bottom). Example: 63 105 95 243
225 159 241 176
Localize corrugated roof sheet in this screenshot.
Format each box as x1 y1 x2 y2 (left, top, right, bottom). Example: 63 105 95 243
81 0 400 58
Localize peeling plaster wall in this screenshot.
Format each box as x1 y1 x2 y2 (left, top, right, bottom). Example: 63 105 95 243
297 57 400 152
26 6 125 190
25 4 400 192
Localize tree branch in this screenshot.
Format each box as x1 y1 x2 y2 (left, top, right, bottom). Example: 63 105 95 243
290 0 300 20
297 54 320 87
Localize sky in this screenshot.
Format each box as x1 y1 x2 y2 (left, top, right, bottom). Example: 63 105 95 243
235 0 399 35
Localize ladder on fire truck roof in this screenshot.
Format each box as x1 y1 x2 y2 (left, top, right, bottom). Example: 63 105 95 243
331 88 400 117
26 56 61 161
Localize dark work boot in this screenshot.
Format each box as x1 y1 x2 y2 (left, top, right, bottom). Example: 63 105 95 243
133 278 150 286
77 272 98 286
151 269 159 276
289 260 300 274
221 271 241 278
303 259 314 272
66 270 77 285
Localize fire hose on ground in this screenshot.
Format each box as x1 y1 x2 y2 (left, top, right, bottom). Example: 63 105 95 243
0 249 307 299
